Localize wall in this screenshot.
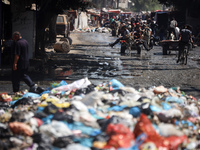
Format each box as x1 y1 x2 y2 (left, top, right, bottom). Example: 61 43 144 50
119 0 128 9
12 11 36 59
185 9 200 36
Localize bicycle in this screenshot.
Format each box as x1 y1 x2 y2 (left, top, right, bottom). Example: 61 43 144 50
180 43 191 65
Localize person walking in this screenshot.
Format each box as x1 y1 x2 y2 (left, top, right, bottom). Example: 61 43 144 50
11 31 37 94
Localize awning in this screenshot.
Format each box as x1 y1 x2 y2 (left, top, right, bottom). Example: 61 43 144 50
86 9 101 16
120 12 133 15
155 10 162 12
88 12 101 16
107 9 121 14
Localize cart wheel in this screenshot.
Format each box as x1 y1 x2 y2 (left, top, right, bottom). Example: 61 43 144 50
163 45 168 55
121 45 126 53
137 45 142 54
112 29 116 36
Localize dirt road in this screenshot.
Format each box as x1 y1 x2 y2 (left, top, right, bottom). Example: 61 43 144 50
1 31 200 98
68 32 200 98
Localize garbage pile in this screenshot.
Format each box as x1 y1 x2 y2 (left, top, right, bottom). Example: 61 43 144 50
74 27 111 33
0 77 200 150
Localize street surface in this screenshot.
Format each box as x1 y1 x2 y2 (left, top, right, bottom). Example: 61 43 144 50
1 31 200 98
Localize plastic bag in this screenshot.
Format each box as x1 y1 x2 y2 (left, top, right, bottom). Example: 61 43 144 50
81 91 105 107
166 135 188 149
9 122 33 136
134 114 188 149
52 80 67 88
11 97 35 108
39 120 72 138
22 92 40 98
105 123 134 148
118 133 147 150
165 96 185 104
52 77 91 92
66 143 91 150
158 123 184 137
153 86 168 94
129 107 141 118
108 79 124 91
133 114 168 149
0 93 12 102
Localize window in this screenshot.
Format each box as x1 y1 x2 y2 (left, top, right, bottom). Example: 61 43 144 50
57 16 64 23
119 0 125 3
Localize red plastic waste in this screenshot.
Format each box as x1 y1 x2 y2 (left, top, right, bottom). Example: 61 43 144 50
166 135 188 150
34 117 43 126
133 113 188 149
0 92 12 102
9 122 33 136
105 123 134 148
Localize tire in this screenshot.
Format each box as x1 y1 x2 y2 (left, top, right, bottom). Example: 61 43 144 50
112 29 116 36
183 48 188 65
149 39 154 49
163 45 168 55
121 45 126 53
137 45 142 54
143 41 150 51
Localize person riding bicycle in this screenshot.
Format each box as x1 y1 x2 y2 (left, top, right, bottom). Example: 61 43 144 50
177 24 193 63
133 28 142 48
109 25 130 48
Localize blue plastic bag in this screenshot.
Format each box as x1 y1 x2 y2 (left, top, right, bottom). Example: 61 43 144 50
150 105 162 112
109 79 124 90
52 80 67 88
23 92 40 98
165 96 185 104
129 107 141 117
107 105 127 111
161 102 172 110
40 88 51 95
42 114 54 124
63 122 101 136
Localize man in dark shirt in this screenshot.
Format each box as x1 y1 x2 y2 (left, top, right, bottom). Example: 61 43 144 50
11 31 36 94
177 25 193 63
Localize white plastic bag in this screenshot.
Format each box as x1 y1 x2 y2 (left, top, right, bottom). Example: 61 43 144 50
52 77 91 92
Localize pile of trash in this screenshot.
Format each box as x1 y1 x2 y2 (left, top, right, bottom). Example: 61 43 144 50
73 27 111 33
0 77 200 150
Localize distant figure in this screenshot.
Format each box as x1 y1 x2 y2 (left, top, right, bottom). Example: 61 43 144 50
177 25 193 63
175 26 180 40
169 17 178 39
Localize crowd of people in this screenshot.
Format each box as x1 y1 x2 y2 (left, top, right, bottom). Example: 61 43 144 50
102 14 194 42
103 14 194 63
107 15 155 51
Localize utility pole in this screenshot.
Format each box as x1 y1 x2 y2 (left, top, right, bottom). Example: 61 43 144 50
0 0 2 67
117 0 119 9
